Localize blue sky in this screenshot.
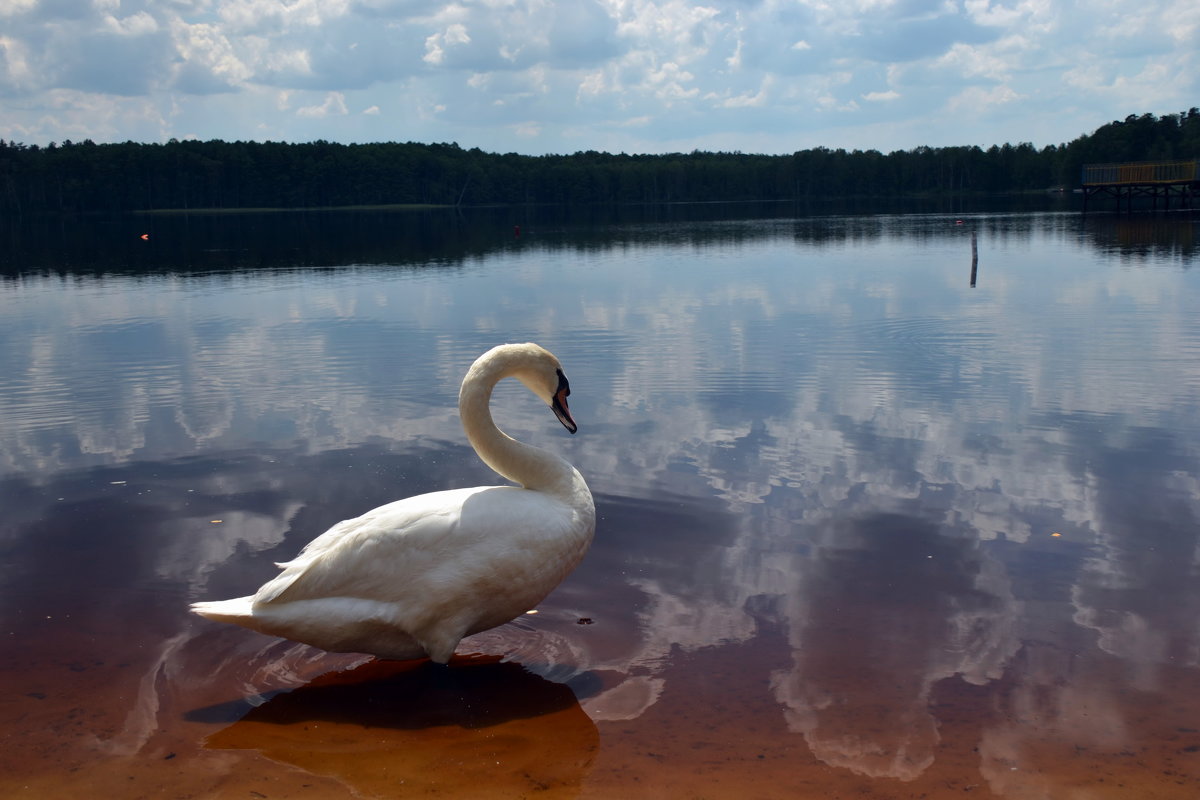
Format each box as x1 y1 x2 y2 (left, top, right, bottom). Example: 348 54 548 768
1 0 1196 154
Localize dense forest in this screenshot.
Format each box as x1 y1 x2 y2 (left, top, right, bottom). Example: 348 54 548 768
1 109 1197 213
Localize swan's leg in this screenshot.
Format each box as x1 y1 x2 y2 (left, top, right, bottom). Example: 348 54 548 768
418 621 470 664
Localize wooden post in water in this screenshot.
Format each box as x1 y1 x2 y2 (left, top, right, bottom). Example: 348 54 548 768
969 230 978 288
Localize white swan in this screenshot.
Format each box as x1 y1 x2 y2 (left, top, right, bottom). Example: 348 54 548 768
191 343 596 663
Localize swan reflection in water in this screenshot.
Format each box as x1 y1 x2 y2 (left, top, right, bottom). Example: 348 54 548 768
200 654 600 799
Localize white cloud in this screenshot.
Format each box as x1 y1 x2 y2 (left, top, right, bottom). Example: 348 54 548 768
862 90 899 102
933 41 1016 81
296 91 348 117
263 47 313 78
0 0 1195 153
101 11 159 36
1165 0 1200 42
947 84 1021 114
646 61 697 101
513 121 541 137
0 0 37 16
577 69 606 98
217 0 353 32
721 76 772 108
0 34 35 92
963 0 1051 29
170 21 252 92
423 23 471 65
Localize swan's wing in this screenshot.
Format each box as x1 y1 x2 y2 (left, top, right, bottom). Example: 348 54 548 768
252 487 489 607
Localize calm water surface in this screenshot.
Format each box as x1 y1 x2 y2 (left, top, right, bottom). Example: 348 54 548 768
2 207 1200 799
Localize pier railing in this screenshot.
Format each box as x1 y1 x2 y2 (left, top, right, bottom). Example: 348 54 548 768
1082 160 1200 186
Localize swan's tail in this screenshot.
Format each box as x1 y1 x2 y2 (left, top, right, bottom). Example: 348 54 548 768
190 596 256 624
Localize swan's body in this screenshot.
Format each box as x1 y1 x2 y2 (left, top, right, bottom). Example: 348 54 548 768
191 343 595 662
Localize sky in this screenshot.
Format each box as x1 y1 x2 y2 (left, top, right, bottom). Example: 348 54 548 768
0 0 1197 155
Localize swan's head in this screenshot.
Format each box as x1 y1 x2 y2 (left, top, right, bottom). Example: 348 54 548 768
506 343 578 435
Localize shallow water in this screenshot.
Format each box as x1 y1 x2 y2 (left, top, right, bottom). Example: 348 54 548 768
2 207 1200 798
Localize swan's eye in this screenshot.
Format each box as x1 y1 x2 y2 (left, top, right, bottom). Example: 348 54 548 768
555 368 570 397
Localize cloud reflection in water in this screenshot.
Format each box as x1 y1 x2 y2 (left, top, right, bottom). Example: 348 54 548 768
2 211 1199 795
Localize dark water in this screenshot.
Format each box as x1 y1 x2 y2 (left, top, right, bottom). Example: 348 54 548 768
2 205 1200 798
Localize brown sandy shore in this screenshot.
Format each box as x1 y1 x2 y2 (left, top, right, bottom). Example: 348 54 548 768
3 611 1199 800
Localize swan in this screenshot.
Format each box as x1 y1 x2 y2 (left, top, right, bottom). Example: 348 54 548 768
191 343 596 663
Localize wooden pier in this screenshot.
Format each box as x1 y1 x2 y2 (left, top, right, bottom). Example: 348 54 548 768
1081 159 1199 212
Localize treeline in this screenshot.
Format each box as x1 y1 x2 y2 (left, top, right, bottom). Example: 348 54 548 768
1 109 1197 213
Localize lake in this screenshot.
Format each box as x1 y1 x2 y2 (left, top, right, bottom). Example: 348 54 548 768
2 204 1199 799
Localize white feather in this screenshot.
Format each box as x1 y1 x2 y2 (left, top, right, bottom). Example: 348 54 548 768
191 343 596 663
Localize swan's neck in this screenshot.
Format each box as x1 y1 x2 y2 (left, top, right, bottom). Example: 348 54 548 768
459 358 577 494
